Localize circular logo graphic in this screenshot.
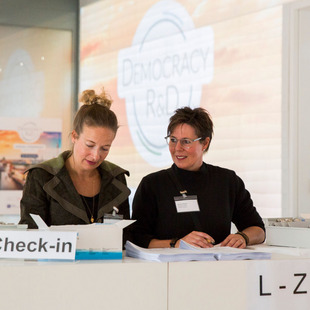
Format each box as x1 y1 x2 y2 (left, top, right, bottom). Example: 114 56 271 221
18 122 41 143
118 0 214 167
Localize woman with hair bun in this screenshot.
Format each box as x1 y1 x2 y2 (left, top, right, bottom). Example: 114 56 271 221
19 88 130 228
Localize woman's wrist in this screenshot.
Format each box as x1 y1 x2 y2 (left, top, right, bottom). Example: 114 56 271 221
169 238 179 248
235 231 249 245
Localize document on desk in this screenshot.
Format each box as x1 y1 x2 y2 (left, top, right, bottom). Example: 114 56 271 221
179 240 271 260
125 241 217 262
125 240 271 262
125 241 271 262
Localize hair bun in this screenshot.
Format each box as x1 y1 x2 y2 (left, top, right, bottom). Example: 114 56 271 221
79 88 112 108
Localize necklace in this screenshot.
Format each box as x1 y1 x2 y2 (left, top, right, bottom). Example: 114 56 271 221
80 194 98 223
66 157 100 223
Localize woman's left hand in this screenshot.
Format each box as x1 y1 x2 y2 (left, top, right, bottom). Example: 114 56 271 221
220 234 247 249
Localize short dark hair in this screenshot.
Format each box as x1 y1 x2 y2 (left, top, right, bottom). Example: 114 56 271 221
73 88 118 135
167 107 214 151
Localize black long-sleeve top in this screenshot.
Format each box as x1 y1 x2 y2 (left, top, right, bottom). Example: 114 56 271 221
131 163 265 248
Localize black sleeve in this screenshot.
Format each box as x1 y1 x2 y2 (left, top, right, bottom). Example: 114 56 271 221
130 176 158 248
232 173 265 232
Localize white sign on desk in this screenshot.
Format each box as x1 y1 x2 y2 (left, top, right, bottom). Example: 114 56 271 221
247 260 310 309
0 230 77 260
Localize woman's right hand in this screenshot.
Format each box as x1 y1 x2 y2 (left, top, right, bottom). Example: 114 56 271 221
179 231 215 248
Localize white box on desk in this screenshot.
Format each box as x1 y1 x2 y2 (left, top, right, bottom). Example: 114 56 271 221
31 214 135 259
50 220 134 251
265 218 310 248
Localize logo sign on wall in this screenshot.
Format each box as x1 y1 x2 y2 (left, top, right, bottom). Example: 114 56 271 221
118 0 214 167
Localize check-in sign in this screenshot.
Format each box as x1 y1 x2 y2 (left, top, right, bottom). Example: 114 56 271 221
0 230 77 260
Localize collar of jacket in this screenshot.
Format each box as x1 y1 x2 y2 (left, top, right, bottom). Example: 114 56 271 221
28 151 130 224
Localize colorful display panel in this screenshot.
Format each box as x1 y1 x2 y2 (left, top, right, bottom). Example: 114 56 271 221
80 0 287 217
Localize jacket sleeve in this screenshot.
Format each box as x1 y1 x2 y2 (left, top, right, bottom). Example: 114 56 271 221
114 172 130 220
130 176 158 248
19 169 51 229
113 172 131 248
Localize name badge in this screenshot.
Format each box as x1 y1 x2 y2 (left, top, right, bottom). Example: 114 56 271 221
174 195 200 213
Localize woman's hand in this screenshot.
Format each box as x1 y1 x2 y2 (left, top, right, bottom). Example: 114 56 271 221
220 226 265 248
179 231 215 248
220 233 247 248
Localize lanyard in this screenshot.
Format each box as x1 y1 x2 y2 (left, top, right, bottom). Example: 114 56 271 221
167 168 188 196
166 167 203 231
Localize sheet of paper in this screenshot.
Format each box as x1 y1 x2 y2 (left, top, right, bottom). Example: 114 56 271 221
179 240 271 260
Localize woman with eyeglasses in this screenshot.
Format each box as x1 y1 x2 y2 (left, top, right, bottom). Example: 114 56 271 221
130 107 265 249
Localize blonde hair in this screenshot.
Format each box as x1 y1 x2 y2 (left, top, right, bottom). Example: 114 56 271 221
79 88 112 108
73 88 118 135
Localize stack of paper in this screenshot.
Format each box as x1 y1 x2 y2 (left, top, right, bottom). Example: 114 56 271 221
125 241 216 262
125 240 271 262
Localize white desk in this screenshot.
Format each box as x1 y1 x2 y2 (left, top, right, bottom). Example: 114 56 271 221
0 257 167 310
169 246 310 310
1 246 310 310
169 258 310 310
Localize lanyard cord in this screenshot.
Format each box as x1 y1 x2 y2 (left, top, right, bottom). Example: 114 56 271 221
166 168 187 196
166 167 203 231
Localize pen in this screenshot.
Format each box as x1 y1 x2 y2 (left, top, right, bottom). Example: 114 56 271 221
206 238 215 245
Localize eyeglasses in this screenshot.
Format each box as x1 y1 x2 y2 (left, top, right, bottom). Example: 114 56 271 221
165 135 202 149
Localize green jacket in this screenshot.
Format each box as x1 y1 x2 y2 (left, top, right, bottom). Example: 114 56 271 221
19 151 131 229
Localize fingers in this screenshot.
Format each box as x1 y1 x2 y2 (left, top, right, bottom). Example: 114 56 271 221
182 231 215 248
221 234 246 249
181 232 248 249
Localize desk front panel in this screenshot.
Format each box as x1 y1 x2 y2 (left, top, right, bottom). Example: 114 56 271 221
168 258 310 310
0 258 167 310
